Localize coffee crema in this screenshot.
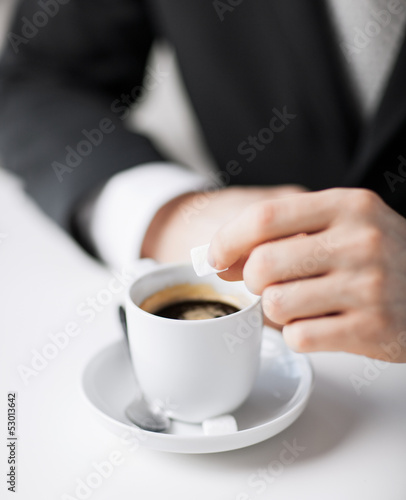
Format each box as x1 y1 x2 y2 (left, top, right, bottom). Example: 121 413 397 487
139 283 241 320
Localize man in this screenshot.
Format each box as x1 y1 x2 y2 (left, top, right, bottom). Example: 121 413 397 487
1 0 406 362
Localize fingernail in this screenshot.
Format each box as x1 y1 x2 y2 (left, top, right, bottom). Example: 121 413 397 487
207 245 229 273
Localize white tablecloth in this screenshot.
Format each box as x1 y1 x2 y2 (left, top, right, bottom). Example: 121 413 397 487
1 169 405 500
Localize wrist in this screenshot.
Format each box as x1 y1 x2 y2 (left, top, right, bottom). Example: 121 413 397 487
141 192 197 261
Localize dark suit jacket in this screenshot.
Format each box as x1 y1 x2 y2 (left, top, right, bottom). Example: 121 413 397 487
1 0 405 230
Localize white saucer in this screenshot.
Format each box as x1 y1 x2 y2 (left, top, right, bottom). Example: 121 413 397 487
81 327 314 454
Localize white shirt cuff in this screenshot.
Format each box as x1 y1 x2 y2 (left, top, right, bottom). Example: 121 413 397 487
85 163 209 269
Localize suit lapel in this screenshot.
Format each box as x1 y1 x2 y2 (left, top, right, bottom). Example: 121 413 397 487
274 0 406 187
345 36 406 185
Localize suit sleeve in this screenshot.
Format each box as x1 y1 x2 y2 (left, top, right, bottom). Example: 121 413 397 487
0 0 165 228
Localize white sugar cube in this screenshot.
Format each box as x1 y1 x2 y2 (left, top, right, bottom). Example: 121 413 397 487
191 243 228 277
202 415 238 435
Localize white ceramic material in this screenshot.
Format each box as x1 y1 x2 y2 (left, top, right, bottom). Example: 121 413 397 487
81 328 314 454
125 262 263 423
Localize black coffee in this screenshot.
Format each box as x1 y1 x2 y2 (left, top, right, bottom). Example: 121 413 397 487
153 299 240 320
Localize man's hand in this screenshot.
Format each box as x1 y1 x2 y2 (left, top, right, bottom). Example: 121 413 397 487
141 185 305 262
208 188 406 363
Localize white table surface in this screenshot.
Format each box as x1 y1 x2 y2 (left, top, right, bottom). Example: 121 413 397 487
1 169 405 500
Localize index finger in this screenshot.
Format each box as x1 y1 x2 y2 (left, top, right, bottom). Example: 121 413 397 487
208 189 341 271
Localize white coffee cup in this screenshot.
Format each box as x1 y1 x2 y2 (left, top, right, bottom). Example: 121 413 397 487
125 261 263 423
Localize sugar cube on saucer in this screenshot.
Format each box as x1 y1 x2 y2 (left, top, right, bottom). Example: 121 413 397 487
202 415 238 435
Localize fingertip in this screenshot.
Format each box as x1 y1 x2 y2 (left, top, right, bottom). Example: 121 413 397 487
282 323 307 352
207 244 217 269
207 240 236 274
218 254 248 282
217 266 244 282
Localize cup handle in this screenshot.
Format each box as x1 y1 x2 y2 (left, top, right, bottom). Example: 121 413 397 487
118 306 129 344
